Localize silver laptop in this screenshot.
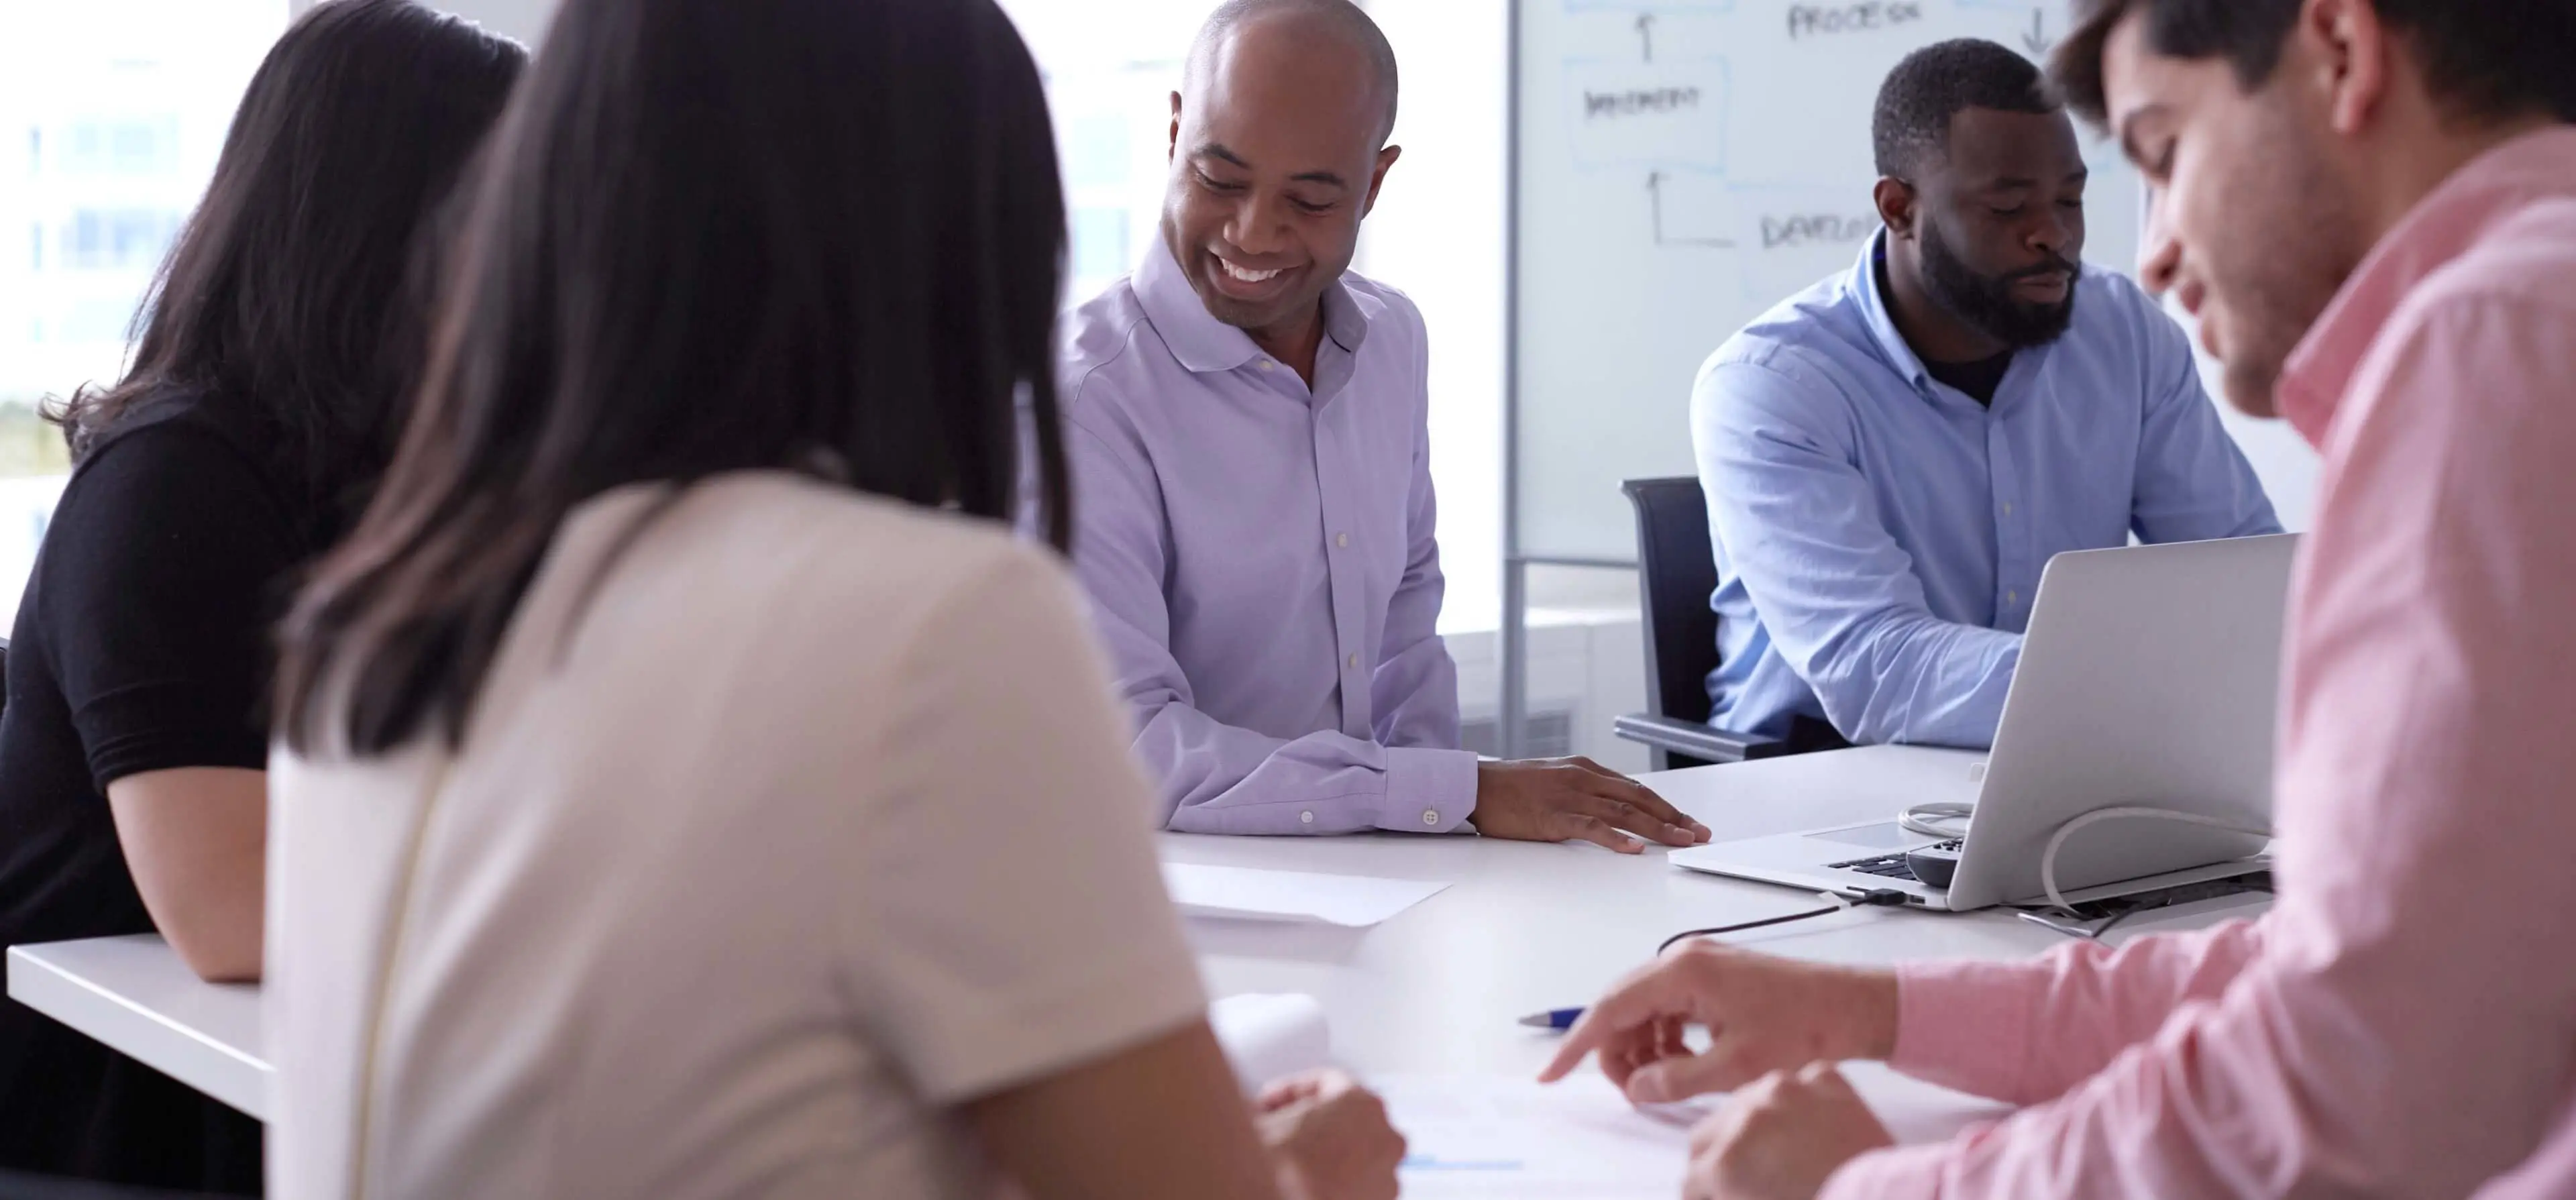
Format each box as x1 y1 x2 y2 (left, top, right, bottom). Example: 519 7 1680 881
1670 534 2298 912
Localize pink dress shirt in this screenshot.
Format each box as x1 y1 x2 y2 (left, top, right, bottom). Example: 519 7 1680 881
1825 125 2576 1199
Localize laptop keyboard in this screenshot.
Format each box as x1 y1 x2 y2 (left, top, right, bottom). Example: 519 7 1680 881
1829 839 1963 882
1830 853 1921 880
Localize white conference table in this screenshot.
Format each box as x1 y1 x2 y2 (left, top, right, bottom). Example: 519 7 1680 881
6 744 2270 1127
5 933 267 1117
1172 744 2267 1080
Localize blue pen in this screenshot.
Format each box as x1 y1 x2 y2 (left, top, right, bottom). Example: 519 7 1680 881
1516 1007 1582 1030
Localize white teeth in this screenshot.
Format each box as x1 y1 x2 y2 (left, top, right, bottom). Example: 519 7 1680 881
1220 259 1285 284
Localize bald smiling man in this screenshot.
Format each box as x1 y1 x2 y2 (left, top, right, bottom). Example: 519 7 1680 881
1055 0 1709 852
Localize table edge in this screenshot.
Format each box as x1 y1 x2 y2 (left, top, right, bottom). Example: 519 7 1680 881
7 942 270 1120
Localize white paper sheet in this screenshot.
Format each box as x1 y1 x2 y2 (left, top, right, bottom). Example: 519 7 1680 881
1161 863 1450 927
1379 1074 1700 1198
1209 993 1332 1093
1379 1065 2011 1198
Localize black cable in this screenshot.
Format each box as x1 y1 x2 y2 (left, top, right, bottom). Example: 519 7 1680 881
2084 903 2149 942
1658 889 1911 955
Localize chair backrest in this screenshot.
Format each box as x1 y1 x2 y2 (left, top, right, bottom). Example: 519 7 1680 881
1621 478 1720 726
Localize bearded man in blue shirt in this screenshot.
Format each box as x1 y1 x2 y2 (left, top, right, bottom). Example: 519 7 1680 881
1695 38 2280 751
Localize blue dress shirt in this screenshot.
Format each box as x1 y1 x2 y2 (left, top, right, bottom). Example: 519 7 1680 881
1692 232 2281 749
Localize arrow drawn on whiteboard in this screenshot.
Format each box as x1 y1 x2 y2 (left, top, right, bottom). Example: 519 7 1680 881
1635 13 1655 62
1649 172 1735 250
2021 8 2053 55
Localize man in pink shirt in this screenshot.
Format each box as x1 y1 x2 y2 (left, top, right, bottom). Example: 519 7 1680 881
1541 1 2576 1197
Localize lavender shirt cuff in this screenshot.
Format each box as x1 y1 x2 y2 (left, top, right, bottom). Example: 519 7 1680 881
1380 746 1479 834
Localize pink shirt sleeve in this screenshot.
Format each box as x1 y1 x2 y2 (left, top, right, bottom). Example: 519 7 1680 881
1880 920 2267 1105
1823 276 2576 1199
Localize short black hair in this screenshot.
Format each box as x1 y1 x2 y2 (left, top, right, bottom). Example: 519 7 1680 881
2053 0 2576 130
1873 38 2058 179
1189 0 1400 143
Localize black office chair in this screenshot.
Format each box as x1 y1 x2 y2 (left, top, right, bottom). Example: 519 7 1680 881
1612 478 1792 771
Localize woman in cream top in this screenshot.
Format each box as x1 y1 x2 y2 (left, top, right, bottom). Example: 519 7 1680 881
262 0 1404 1196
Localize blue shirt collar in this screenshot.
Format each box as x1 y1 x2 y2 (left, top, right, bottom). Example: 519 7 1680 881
1850 227 1939 396
1848 227 2063 411
1136 235 1368 375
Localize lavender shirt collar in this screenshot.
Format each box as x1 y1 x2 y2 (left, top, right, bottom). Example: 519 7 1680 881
1134 237 1371 376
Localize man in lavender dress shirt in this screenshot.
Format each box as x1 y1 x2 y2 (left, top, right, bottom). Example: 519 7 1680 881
1057 0 1708 852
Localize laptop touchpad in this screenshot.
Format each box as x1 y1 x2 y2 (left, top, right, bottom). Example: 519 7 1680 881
1805 821 1923 851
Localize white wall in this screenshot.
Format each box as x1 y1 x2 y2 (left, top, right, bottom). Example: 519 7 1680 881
294 0 559 44
1448 610 1650 774
1354 0 1509 639
2182 313 2323 531
426 0 555 42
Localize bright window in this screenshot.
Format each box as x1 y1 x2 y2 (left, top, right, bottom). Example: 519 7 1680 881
0 0 285 629
993 0 1204 309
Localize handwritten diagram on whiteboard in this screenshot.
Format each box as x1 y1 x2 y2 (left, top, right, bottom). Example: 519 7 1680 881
1513 0 2141 563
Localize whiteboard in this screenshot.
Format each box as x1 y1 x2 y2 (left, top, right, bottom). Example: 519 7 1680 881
1510 0 2143 563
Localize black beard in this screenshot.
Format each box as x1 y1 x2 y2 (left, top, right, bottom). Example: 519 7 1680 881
1919 217 2078 349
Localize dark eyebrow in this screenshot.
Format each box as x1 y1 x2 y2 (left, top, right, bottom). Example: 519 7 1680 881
1189 142 1350 190
1194 142 1249 168
1983 164 2092 193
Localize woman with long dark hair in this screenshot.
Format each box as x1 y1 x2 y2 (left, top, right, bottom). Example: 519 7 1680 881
266 0 1403 1196
0 1 522 1191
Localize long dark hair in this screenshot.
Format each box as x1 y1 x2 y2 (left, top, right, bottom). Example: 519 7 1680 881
276 0 1074 755
46 0 524 519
